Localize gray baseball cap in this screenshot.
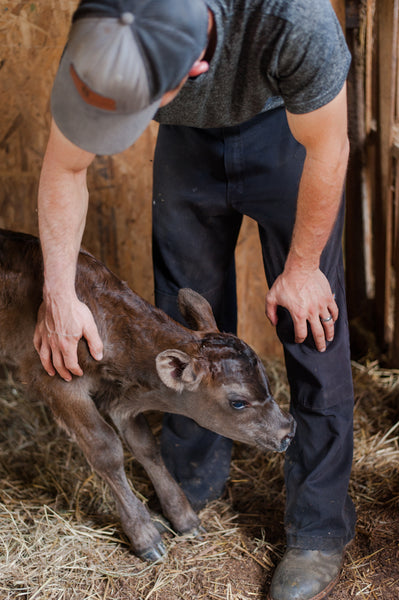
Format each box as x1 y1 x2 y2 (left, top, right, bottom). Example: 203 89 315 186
51 0 209 155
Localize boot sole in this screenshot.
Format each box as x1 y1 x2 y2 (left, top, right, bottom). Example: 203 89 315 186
267 568 341 600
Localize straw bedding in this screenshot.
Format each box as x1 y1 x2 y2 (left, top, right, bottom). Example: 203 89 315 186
0 358 398 599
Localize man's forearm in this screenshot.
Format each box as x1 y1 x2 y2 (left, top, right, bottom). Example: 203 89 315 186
38 119 95 301
284 138 349 275
38 161 88 301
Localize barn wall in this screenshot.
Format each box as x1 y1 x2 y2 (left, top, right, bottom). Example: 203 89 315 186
344 0 399 365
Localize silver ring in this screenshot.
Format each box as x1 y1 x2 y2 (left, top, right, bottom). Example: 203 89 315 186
321 315 333 323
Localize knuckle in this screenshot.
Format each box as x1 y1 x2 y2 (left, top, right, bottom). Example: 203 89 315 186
294 326 307 342
265 297 273 309
296 308 307 321
57 337 70 353
39 345 50 362
64 360 80 374
51 354 64 372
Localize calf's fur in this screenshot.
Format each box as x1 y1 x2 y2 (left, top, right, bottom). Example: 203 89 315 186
0 229 295 561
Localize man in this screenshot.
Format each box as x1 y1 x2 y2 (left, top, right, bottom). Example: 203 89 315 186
34 1 356 598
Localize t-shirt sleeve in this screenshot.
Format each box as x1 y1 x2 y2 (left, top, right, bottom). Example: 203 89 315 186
271 0 351 114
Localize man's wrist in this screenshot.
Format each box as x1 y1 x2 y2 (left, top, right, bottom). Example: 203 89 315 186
43 281 78 304
284 247 320 275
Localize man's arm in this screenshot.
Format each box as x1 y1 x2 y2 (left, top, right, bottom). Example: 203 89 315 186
265 84 349 351
33 119 103 381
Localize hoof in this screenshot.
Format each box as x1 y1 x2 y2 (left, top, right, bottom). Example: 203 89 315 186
138 541 166 562
150 513 172 534
180 524 207 540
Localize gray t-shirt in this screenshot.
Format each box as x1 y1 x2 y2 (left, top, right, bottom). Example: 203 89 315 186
155 0 351 128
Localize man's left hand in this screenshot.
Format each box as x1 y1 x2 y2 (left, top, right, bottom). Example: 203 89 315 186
265 267 338 352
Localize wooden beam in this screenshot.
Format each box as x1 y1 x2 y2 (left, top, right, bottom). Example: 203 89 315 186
392 124 399 158
345 0 368 318
374 0 398 355
331 0 346 28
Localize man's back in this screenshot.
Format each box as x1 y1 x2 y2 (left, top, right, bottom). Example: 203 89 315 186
155 0 350 128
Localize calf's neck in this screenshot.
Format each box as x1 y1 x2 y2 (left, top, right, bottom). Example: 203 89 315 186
0 229 295 561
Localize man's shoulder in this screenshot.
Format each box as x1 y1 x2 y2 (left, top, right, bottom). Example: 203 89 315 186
262 0 336 24
208 0 339 34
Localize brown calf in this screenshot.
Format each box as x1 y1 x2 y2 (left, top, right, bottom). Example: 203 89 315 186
0 229 295 561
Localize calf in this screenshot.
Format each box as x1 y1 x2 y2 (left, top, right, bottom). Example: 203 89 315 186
0 229 295 561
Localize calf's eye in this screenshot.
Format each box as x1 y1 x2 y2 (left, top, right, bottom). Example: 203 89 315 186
229 399 249 410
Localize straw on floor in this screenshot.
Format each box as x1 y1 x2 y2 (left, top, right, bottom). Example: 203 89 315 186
0 358 398 600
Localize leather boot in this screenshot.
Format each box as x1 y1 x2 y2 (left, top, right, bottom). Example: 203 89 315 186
268 547 344 600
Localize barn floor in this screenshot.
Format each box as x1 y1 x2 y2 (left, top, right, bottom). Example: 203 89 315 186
0 358 398 600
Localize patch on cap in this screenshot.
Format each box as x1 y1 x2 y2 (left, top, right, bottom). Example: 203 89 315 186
70 63 116 112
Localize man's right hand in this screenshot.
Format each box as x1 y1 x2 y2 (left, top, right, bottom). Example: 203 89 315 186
33 295 103 382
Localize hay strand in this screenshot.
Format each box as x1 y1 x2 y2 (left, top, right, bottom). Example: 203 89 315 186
0 359 398 599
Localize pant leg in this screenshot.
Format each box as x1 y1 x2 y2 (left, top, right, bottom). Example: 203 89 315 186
229 108 356 550
152 124 242 509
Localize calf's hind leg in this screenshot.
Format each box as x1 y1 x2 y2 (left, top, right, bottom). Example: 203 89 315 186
110 410 201 535
45 385 165 561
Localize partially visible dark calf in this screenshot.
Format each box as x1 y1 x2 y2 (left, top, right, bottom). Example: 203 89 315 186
0 229 295 561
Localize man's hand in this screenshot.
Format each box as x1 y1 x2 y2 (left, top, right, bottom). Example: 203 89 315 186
265 267 338 352
34 295 103 381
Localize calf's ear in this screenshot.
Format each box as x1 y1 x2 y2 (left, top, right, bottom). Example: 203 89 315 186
156 349 204 392
178 288 219 332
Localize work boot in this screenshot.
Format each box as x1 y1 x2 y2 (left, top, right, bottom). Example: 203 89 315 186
268 547 344 600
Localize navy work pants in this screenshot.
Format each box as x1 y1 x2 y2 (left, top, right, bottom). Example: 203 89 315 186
152 108 356 550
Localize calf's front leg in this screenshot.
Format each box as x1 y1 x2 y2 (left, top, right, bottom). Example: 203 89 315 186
43 383 165 561
110 409 200 535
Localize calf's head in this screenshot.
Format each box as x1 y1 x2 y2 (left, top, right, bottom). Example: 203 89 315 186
155 289 296 453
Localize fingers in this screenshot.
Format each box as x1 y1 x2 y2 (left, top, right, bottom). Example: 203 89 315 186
266 269 339 352
294 308 337 353
319 294 339 345
34 300 103 382
265 294 278 326
291 311 309 345
84 321 104 362
320 314 335 343
327 294 339 322
34 327 56 377
308 315 330 352
51 333 84 381
305 297 339 352
34 329 83 381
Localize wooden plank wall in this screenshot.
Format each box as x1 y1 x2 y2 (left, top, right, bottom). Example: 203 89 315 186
374 0 398 356
345 0 399 365
378 0 399 364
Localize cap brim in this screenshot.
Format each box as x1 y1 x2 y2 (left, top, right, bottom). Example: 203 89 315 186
51 48 161 156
